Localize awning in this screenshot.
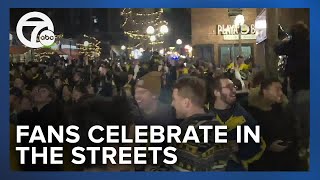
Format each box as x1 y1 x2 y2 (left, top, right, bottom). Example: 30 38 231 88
9 46 30 54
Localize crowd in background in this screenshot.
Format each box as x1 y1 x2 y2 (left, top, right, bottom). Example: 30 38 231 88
10 22 310 171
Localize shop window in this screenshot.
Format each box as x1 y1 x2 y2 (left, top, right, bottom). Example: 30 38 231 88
193 44 214 62
218 44 253 68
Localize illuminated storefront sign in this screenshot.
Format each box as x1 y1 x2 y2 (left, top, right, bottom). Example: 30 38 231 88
216 24 256 40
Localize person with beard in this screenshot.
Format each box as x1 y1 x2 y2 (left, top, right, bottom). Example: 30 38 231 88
134 71 178 170
247 78 301 170
134 71 177 126
209 75 266 171
169 76 233 171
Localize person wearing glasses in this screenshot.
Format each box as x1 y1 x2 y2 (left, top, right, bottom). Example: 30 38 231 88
208 75 266 171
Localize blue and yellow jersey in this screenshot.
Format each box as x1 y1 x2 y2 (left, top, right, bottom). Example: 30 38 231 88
211 103 266 170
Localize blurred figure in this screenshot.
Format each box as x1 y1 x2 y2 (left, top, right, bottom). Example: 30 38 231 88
62 85 73 104
54 78 63 99
227 56 250 72
10 87 23 124
72 72 82 86
68 96 135 171
247 78 300 170
95 64 113 97
274 22 310 167
17 84 62 171
274 22 309 94
86 82 95 95
134 71 177 126
13 77 25 91
72 84 89 103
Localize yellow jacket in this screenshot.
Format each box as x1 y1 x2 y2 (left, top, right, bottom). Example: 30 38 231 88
227 63 250 71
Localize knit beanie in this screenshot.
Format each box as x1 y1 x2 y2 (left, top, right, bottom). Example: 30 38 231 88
136 71 162 97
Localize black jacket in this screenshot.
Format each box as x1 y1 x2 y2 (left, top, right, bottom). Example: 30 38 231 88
274 39 310 93
246 87 299 170
17 102 63 171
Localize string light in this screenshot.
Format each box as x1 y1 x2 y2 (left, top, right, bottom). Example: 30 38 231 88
149 41 164 45
122 8 168 45
132 19 168 26
78 34 101 59
55 34 64 39
135 8 164 16
121 8 132 16
124 31 167 40
34 51 55 61
122 17 129 27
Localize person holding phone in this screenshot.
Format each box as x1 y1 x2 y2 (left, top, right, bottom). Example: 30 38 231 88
246 78 301 171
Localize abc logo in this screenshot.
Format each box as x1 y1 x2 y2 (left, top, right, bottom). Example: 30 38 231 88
16 12 55 48
40 34 54 40
39 30 55 46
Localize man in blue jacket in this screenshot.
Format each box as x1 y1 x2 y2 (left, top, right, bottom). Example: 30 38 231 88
209 75 266 170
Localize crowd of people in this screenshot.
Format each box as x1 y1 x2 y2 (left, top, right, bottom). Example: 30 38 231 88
10 22 309 171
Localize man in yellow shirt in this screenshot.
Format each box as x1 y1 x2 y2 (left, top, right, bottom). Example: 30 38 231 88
227 56 250 71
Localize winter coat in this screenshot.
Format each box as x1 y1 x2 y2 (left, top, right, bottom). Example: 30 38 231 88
211 103 266 170
274 39 310 93
246 87 300 171
17 102 63 171
171 113 233 171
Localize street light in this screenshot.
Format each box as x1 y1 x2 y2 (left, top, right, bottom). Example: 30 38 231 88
160 25 169 34
84 41 89 47
176 39 182 45
146 26 155 34
234 14 245 57
159 49 164 55
150 35 156 42
176 39 183 55
160 25 169 59
121 45 126 50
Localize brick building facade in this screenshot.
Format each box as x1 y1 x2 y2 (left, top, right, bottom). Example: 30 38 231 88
191 8 257 67
255 8 309 77
191 8 309 76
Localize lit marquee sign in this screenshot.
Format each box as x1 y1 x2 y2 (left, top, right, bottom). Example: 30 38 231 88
216 24 256 40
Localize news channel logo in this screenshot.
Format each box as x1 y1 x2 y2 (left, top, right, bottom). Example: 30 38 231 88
16 11 56 48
